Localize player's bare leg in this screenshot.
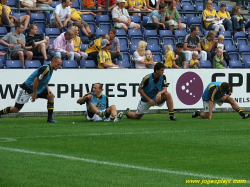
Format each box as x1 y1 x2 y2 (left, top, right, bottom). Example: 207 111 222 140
159 92 178 121
46 91 57 123
224 97 250 119
126 110 144 119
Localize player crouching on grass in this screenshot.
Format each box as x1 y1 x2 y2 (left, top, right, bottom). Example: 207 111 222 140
126 62 178 121
0 57 62 123
77 83 123 122
192 82 250 120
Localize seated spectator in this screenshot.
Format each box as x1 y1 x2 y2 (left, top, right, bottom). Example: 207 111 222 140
112 0 141 32
164 44 178 68
201 30 217 62
231 5 250 34
49 30 74 60
0 0 30 29
160 0 179 5
26 24 50 60
85 34 110 66
20 0 42 15
183 25 207 62
146 0 159 10
36 0 53 17
189 51 200 69
173 43 187 68
0 22 33 67
108 28 123 62
70 26 88 63
146 3 167 31
97 39 121 69
217 3 233 33
69 1 96 40
134 41 155 69
127 0 149 17
50 0 73 31
145 50 155 65
97 0 116 15
212 48 226 69
83 0 96 10
165 0 186 32
214 34 230 65
202 0 225 35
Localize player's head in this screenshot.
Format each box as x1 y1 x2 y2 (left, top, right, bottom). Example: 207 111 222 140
50 57 62 70
220 82 230 93
154 62 165 73
93 83 103 96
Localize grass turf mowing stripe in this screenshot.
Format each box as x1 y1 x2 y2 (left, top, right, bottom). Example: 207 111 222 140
0 146 249 183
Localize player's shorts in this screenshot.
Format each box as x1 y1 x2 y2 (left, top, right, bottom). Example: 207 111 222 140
86 114 110 122
114 22 137 29
135 100 164 114
203 100 223 112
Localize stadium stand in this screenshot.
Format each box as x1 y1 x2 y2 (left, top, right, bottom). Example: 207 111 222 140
25 60 42 69
80 60 97 68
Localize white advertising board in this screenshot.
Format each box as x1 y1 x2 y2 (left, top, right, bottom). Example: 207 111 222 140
0 69 249 112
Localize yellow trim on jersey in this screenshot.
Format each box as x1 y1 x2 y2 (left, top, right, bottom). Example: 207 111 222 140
97 49 112 69
201 37 213 51
202 9 218 28
128 0 145 8
217 10 230 19
210 87 218 102
39 67 49 80
189 59 200 68
141 75 149 85
85 38 102 54
71 8 82 20
73 36 81 51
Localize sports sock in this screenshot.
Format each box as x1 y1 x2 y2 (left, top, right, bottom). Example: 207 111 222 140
236 107 245 117
47 101 54 119
169 111 174 118
0 107 11 115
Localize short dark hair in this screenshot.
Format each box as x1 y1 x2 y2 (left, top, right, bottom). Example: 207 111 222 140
15 22 22 29
95 83 103 89
176 43 183 48
154 62 165 72
159 3 167 10
221 82 230 92
62 0 67 3
191 25 198 33
109 28 117 35
168 0 175 6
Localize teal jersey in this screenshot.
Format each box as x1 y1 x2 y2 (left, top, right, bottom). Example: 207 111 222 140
86 92 108 112
202 82 228 101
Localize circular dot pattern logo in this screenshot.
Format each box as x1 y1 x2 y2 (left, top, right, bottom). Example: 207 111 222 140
176 72 203 105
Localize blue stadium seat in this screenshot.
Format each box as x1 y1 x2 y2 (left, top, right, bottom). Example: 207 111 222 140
233 31 246 40
244 60 250 68
62 60 79 68
35 22 46 33
49 37 57 45
0 44 7 52
116 29 127 37
229 60 243 68
144 30 158 40
80 60 97 68
187 17 201 27
6 0 17 7
199 60 212 68
130 44 138 55
196 5 203 12
128 29 143 40
98 23 111 31
96 15 111 25
146 45 161 53
176 4 182 11
228 52 240 61
0 61 4 68
72 0 80 9
6 60 23 69
0 27 7 39
147 38 160 46
88 23 96 33
51 1 61 8
213 5 220 11
130 38 142 46
46 13 52 24
116 60 131 68
182 1 193 6
180 16 187 24
123 53 131 63
185 14 196 20
44 60 51 65
96 28 109 38
119 38 129 52
25 60 41 69
241 53 250 66
12 13 27 20
142 16 149 27
153 54 163 62
159 30 173 40
174 30 187 40
30 13 46 23
80 44 89 52
0 54 7 65
226 6 233 12
162 38 176 50
237 38 248 48
183 5 195 12
219 31 232 39
239 45 250 54
130 16 141 24
225 44 238 53
45 28 60 37
81 14 95 23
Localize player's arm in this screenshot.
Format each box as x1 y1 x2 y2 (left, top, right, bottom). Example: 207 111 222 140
31 78 40 102
156 75 168 102
138 76 155 106
207 85 217 119
77 93 92 105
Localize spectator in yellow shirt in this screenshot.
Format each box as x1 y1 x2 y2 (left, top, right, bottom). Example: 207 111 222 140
201 30 217 62
127 0 149 17
70 1 96 40
217 3 233 32
164 44 178 68
202 0 225 35
97 39 121 69
189 51 200 69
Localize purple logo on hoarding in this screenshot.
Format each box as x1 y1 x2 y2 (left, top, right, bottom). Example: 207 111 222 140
176 72 203 105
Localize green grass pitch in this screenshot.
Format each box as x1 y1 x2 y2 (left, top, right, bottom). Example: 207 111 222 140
0 113 249 187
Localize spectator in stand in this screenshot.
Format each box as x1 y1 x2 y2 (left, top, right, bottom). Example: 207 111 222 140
146 3 167 31
97 39 122 69
69 1 96 40
201 30 217 62
50 0 73 31
164 44 178 68
212 48 226 69
183 25 207 62
26 24 50 61
202 0 225 35
112 0 141 32
97 0 116 15
85 34 110 66
83 0 96 11
36 0 53 18
189 51 200 69
134 41 155 69
146 0 159 11
214 34 230 66
160 0 179 5
173 43 187 68
70 26 88 63
49 30 74 60
108 28 123 62
20 0 42 15
217 3 233 33
0 22 33 67
231 5 250 34
0 0 30 29
165 0 186 32
127 0 149 17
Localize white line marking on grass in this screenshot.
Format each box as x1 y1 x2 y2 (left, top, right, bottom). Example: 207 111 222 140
0 138 17 142
3 128 250 139
0 146 249 183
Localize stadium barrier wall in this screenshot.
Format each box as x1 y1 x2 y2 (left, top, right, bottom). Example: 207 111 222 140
0 69 250 112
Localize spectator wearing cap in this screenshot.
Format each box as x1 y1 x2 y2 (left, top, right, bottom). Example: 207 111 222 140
97 39 122 69
217 3 233 32
112 0 141 32
146 3 167 31
173 43 187 68
165 0 186 32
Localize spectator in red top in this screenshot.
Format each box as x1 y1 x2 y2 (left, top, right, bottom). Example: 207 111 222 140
97 0 116 15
